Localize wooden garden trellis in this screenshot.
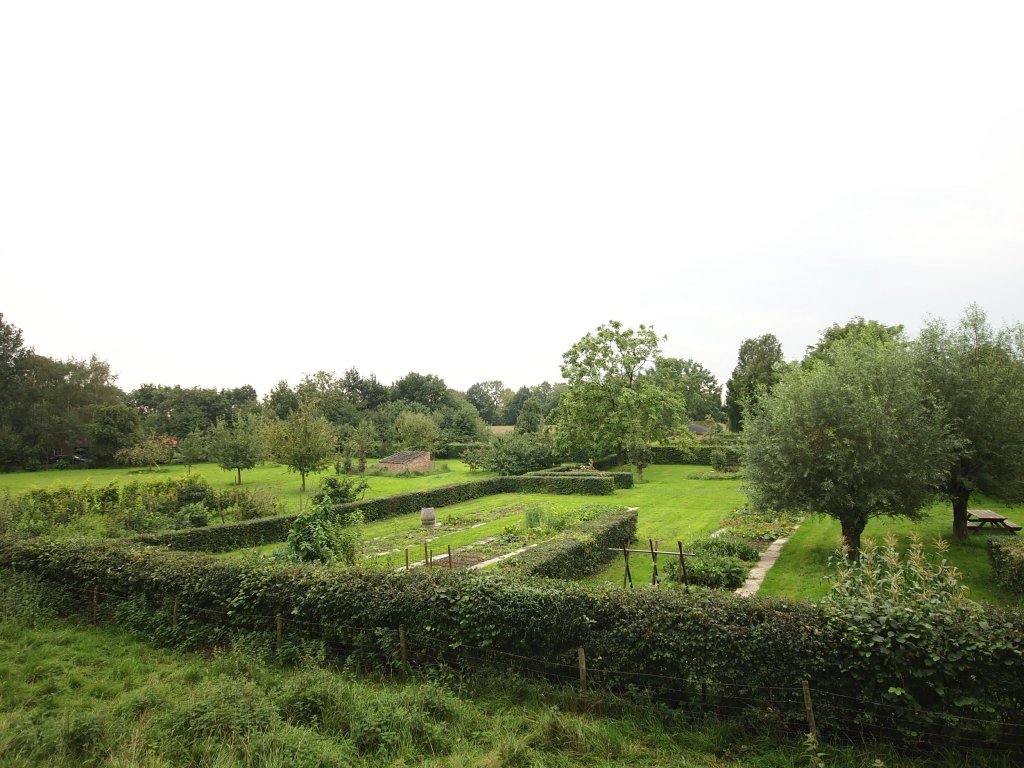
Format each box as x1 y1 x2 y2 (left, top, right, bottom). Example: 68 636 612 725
609 539 696 590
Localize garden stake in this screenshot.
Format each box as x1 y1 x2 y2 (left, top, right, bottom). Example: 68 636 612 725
649 539 658 585
448 544 453 569
622 543 633 588
405 547 410 571
678 541 689 592
578 646 588 695
802 680 818 739
424 542 429 567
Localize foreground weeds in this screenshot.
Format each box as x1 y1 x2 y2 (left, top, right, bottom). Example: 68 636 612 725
0 569 1017 768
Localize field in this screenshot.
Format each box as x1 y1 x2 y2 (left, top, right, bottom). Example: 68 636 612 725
2 461 1019 606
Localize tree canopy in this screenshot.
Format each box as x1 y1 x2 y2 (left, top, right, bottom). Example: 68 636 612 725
725 334 784 431
915 305 1024 539
551 321 682 461
267 406 339 491
743 338 955 556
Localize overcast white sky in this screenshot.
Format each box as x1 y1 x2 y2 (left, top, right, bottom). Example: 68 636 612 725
2 2 1022 398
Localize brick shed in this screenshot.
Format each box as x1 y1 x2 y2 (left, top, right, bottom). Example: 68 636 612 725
379 450 432 473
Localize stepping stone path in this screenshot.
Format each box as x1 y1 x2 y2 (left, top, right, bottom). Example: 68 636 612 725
734 529 797 597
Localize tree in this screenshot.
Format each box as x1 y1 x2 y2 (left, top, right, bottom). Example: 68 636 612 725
915 305 1024 540
465 380 505 425
345 418 379 473
88 403 140 463
743 338 955 557
175 429 206 475
206 412 265 485
392 410 441 453
437 396 488 444
116 434 175 468
263 380 300 419
803 316 904 367
551 320 683 461
267 406 339 492
725 334 784 431
474 432 556 475
390 372 452 409
654 357 724 423
514 397 543 434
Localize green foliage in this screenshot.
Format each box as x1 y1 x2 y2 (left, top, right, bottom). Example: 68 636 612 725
663 552 749 589
552 320 683 460
174 429 206 472
709 445 741 472
311 475 368 507
915 305 1024 539
392 410 442 453
821 536 1020 729
501 506 638 579
115 434 176 468
802 316 904 367
137 474 616 552
266 406 338 491
654 357 725 422
88 403 141 464
345 418 379 472
282 502 363 565
988 537 1024 594
719 505 802 541
514 396 544 434
743 338 956 555
473 432 556 475
206 412 265 484
725 333 784 431
688 534 760 562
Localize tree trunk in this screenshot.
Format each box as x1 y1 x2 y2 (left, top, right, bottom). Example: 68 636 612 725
951 486 971 541
236 467 242 485
840 517 865 560
637 463 645 482
300 471 306 493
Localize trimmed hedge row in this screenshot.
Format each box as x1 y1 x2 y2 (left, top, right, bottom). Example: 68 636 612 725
525 467 634 490
500 507 638 579
989 537 1024 594
4 535 1023 747
136 475 616 553
651 444 714 465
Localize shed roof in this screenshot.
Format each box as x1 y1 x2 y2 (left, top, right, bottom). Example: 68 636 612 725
379 450 430 464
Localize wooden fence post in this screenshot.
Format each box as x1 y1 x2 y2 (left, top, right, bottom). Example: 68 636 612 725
678 541 689 592
622 542 633 588
405 547 410 571
649 539 658 585
802 680 818 739
578 646 588 695
424 542 429 567
448 544 453 569
399 624 409 671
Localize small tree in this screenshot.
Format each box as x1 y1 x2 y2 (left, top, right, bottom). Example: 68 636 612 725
743 339 955 557
115 435 176 469
345 419 379 473
206 412 265 485
392 410 441 453
268 406 338 492
514 397 544 434
626 437 654 482
175 429 206 475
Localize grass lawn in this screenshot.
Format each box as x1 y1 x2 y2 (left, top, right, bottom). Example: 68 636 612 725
0 459 493 514
759 494 1024 608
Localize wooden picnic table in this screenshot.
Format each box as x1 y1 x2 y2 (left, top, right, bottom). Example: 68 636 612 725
967 509 1021 533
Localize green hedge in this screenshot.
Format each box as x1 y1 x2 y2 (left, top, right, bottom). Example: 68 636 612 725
500 507 638 579
989 538 1024 594
136 475 616 553
651 444 714 465
435 442 486 459
4 535 1023 747
525 467 633 489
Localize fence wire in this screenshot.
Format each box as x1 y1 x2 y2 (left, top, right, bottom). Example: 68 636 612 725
18 577 1024 757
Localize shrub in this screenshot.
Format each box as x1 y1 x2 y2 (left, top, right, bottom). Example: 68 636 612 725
663 553 749 589
710 446 742 472
473 432 557 475
281 502 363 565
311 476 368 507
501 507 638 579
988 537 1024 594
688 535 759 562
719 505 801 541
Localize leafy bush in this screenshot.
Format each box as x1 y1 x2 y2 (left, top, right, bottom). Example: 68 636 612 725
719 505 801 541
710 446 742 472
688 535 759 562
663 553 749 589
311 476 368 507
281 503 363 565
988 537 1024 594
473 433 558 475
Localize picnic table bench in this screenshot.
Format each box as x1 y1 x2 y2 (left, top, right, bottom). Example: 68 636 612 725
967 509 1021 533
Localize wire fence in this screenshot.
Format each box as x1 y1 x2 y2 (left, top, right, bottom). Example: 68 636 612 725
18 577 1024 757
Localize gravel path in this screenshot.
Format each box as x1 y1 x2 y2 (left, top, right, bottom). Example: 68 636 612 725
734 528 798 597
